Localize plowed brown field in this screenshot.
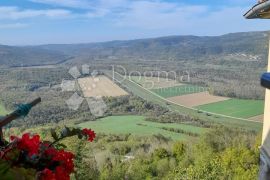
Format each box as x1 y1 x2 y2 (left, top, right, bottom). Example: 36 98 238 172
167 92 230 107
78 76 128 97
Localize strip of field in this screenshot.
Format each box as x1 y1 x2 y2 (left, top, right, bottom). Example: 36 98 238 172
78 76 128 97
0 103 8 116
167 92 230 108
131 76 182 89
196 99 264 119
249 114 263 122
151 85 207 98
78 115 208 141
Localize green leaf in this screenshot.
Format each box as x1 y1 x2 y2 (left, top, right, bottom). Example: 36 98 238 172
51 129 58 141
78 134 83 139
0 159 11 174
5 149 20 162
55 143 67 149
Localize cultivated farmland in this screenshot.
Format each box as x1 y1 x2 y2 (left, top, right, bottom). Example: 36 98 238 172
167 92 230 108
196 99 264 119
107 71 262 131
78 115 208 141
78 75 128 97
131 76 182 89
151 85 207 98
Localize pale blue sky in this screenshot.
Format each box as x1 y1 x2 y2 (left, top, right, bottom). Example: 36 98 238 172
0 0 269 45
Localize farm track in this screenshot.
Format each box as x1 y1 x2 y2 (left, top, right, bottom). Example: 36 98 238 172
105 71 262 131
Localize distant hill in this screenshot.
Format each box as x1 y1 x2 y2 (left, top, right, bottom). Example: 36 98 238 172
0 45 70 67
0 31 269 67
38 31 269 62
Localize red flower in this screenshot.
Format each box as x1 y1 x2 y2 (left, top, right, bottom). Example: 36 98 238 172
45 148 75 174
52 150 74 174
10 133 40 156
82 128 96 142
42 148 74 180
40 167 70 180
40 168 55 180
55 166 70 180
4 128 95 180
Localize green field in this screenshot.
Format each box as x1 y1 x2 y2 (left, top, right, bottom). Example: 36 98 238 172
196 99 264 118
106 71 262 131
78 115 208 141
0 104 8 116
151 85 206 98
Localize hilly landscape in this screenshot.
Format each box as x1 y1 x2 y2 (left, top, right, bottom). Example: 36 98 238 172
0 31 268 67
0 31 266 128
0 31 267 101
0 45 71 67
37 31 268 62
0 31 267 179
1 0 268 179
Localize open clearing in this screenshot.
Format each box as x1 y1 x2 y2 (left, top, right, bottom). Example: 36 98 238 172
167 92 230 107
131 76 182 89
151 85 207 98
78 115 208 141
196 99 264 119
78 75 128 97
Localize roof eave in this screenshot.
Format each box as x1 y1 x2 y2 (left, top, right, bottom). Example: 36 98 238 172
244 1 270 19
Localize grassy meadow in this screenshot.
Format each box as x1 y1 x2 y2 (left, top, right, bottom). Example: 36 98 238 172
196 99 264 118
78 115 208 141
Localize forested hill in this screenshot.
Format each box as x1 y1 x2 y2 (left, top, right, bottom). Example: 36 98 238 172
0 45 69 67
0 31 269 67
38 31 269 61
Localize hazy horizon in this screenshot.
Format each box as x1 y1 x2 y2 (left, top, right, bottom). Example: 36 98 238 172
1 30 269 46
1 0 270 45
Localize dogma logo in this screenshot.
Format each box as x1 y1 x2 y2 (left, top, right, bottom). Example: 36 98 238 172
61 65 107 117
